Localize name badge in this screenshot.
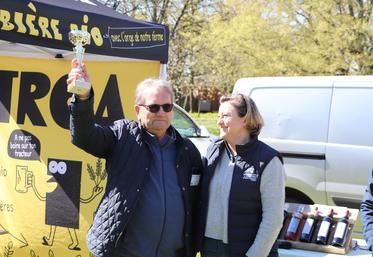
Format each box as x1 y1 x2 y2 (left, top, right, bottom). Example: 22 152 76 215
242 166 258 181
243 173 258 181
190 174 200 186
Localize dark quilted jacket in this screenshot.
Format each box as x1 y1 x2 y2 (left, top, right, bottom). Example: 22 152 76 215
69 96 203 257
361 169 373 251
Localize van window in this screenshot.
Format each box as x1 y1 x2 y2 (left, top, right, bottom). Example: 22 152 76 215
251 87 332 142
328 87 373 147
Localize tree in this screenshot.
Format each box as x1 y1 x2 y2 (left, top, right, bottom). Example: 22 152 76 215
283 0 373 74
99 0 219 108
99 1 373 101
195 0 373 92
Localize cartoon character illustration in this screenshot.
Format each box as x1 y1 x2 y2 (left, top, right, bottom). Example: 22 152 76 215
43 159 83 250
15 158 105 250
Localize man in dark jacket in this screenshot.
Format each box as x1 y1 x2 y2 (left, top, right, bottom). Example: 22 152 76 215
67 60 202 257
361 169 373 255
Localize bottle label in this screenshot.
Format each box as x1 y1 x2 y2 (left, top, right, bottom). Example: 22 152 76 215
302 218 314 234
334 222 347 238
287 218 300 233
318 220 331 237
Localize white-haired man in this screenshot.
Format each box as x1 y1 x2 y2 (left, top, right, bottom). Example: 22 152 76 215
67 59 202 257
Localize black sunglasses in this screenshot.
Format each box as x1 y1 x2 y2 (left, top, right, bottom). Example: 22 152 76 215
139 103 174 113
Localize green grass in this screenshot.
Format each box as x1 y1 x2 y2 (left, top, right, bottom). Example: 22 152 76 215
190 112 219 136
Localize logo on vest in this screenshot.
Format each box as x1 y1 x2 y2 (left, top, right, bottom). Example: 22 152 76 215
242 166 258 181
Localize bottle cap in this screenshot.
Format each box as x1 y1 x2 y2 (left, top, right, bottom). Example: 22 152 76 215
297 205 305 212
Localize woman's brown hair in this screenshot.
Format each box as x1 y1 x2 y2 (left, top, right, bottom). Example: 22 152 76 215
220 93 264 137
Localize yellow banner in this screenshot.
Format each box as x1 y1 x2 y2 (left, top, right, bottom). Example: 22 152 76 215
0 56 160 257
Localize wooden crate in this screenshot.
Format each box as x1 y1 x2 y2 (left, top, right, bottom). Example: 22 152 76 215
277 203 359 255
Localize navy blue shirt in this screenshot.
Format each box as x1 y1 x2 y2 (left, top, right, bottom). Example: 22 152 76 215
114 129 185 257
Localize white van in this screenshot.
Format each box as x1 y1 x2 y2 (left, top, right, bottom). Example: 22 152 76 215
233 76 373 210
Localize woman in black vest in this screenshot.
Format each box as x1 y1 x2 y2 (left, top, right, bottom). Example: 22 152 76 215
197 94 286 257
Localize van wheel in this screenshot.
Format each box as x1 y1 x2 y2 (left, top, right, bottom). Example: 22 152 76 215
285 196 304 204
285 189 313 205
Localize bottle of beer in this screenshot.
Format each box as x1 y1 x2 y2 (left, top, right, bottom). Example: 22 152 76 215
285 205 304 241
300 206 319 243
332 210 350 247
316 208 334 245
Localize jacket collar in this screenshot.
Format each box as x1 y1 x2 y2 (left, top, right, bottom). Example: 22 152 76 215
138 123 183 145
212 136 259 156
144 126 176 147
235 136 259 155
